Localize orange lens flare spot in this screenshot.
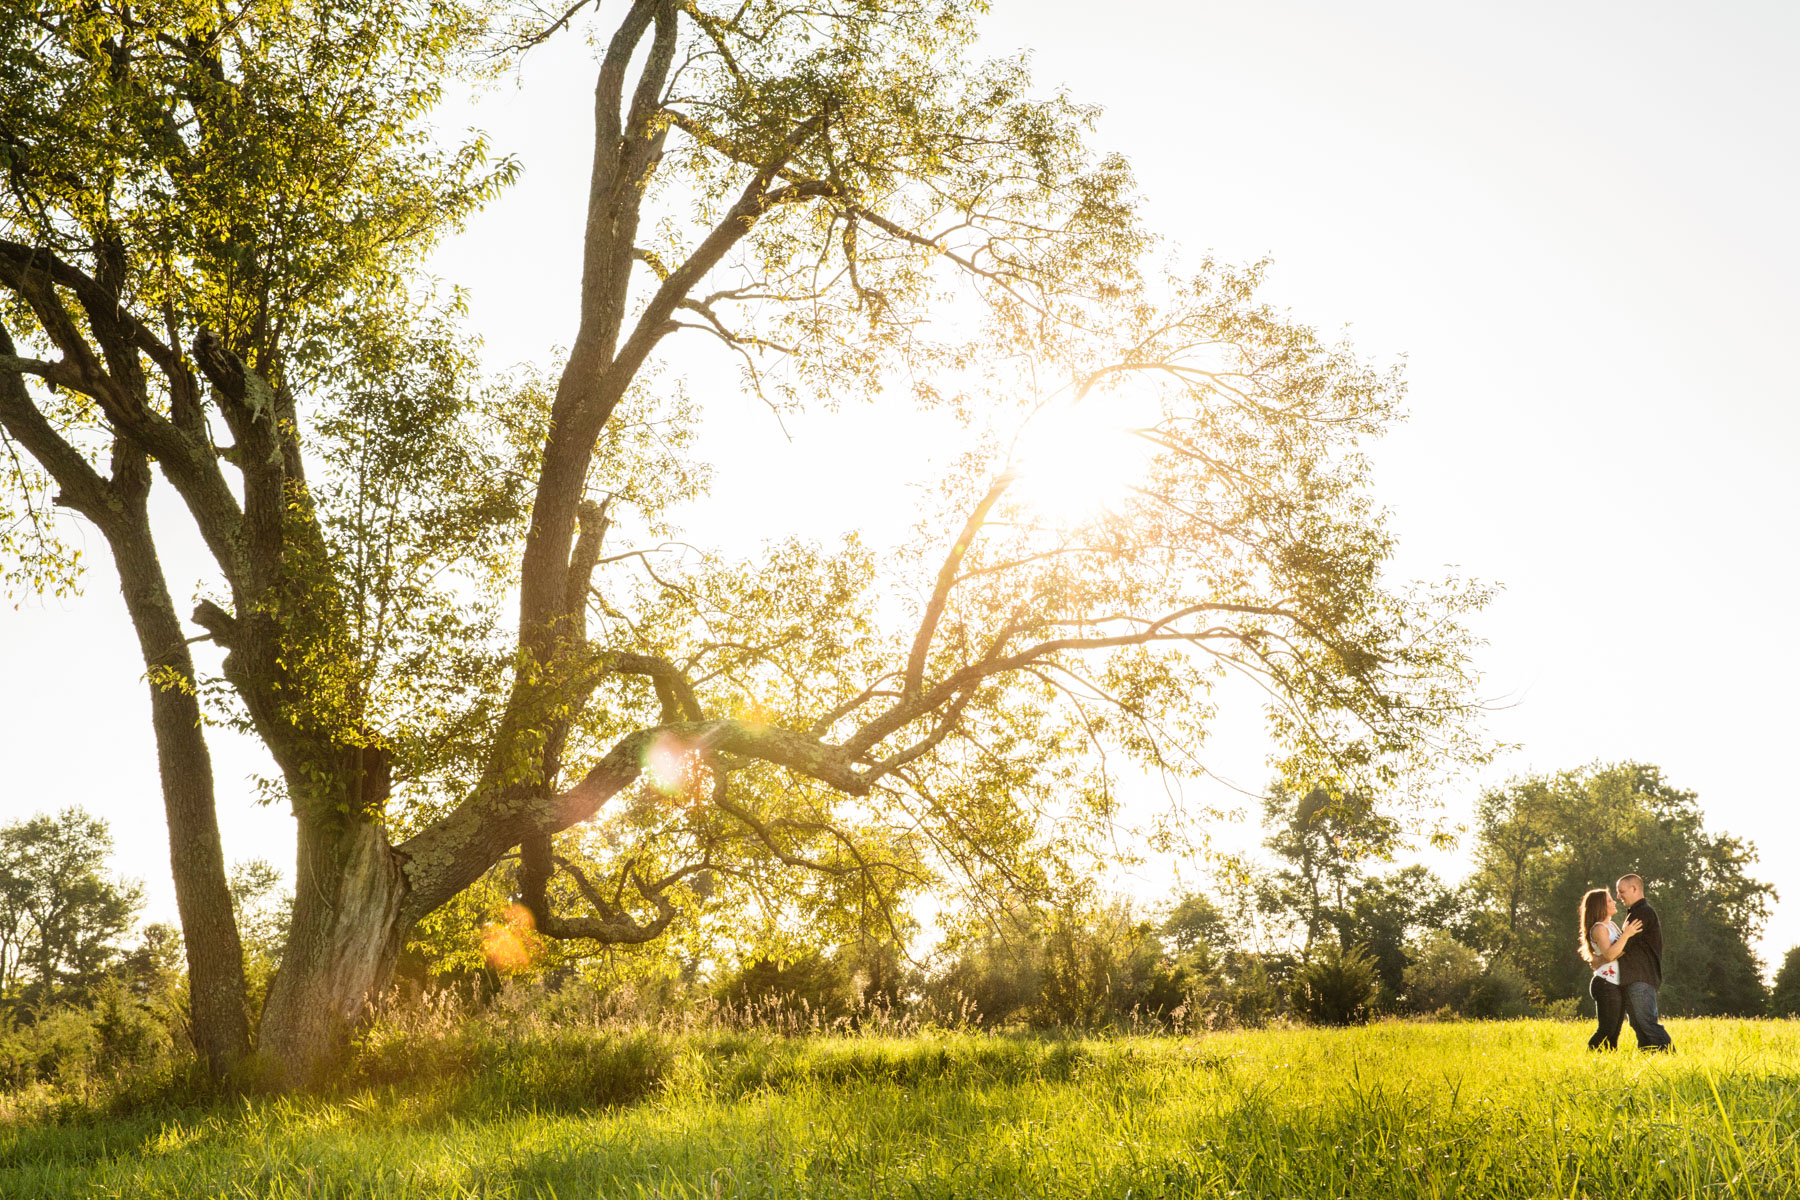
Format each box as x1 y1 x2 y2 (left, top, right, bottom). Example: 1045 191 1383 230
479 903 539 974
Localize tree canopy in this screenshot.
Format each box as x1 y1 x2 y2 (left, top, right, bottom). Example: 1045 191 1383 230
1257 783 1402 961
1 0 1490 1081
0 809 143 1006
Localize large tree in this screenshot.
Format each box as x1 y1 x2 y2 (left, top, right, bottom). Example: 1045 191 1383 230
1 0 1489 1083
0 0 498 1074
1772 946 1800 1019
1330 865 1457 998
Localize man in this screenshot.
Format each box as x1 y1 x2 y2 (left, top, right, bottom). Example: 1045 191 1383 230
1615 873 1673 1051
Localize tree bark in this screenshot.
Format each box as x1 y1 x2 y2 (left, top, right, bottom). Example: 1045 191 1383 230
256 815 408 1086
104 469 253 1075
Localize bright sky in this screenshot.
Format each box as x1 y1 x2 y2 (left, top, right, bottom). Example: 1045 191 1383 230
3 1 1796 970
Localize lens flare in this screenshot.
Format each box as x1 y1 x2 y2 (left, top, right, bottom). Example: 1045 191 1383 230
479 903 538 974
644 730 694 795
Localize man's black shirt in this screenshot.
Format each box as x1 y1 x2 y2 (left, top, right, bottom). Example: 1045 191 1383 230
1618 898 1663 989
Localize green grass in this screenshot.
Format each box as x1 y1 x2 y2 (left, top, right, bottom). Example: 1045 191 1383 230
4 1019 1800 1198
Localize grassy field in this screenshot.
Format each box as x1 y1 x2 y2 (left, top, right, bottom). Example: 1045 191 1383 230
4 1018 1799 1198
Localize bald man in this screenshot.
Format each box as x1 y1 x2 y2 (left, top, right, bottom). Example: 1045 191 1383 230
1615 873 1673 1051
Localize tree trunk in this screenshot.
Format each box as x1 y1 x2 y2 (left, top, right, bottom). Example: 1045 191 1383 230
256 816 409 1085
2 340 252 1075
106 479 253 1077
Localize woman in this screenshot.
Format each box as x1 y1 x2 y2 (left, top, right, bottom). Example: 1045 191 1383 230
1579 887 1642 1051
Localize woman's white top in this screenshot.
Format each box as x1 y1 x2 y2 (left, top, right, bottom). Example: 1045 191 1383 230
1590 920 1621 983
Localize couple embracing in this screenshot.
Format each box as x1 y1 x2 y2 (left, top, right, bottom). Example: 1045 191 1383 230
1580 873 1673 1051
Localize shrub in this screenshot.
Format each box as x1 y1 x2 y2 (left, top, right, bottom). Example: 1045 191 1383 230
1464 959 1532 1019
1036 909 1124 1029
1403 933 1484 1014
923 934 1043 1028
1290 942 1379 1025
90 978 172 1071
715 952 856 1025
1184 952 1283 1029
0 979 188 1102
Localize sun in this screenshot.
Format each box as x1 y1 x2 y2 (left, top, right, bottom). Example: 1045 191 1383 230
1007 396 1154 527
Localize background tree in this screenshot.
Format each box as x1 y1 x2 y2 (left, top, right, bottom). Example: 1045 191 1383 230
0 809 143 1007
117 922 185 1003
1771 947 1800 1019
1330 865 1458 1000
1 0 1490 1083
1466 763 1771 1015
1258 784 1401 960
228 859 292 1019
1161 893 1229 965
1401 933 1484 1014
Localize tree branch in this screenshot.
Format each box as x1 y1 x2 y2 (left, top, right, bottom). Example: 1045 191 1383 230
903 470 1014 698
0 323 114 520
600 649 704 722
600 109 832 427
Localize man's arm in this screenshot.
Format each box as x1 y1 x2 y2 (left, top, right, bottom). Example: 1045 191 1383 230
1591 918 1641 965
1639 905 1664 956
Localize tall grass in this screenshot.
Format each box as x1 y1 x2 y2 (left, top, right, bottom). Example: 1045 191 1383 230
4 1016 1799 1197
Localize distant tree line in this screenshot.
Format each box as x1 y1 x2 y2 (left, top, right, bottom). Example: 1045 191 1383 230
0 760 1786 1089
393 760 1779 1029
689 762 1779 1027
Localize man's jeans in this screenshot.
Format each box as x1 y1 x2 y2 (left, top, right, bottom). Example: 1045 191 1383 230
1623 981 1674 1050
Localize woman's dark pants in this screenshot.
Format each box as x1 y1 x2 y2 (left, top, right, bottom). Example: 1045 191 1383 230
1589 976 1624 1051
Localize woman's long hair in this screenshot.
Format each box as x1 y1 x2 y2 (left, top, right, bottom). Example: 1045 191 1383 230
1578 887 1610 966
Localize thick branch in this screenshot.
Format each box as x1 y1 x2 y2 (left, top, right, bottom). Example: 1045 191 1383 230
0 239 194 424
517 835 677 944
0 243 246 579
903 470 1013 698
0 324 114 520
602 649 704 722
564 497 612 626
398 718 866 921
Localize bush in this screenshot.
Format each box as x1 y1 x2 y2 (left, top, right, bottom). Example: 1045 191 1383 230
1403 933 1484 1014
1290 943 1379 1026
1183 952 1284 1029
1465 960 1532 1019
90 977 173 1071
0 1006 94 1091
925 900 1183 1032
1400 934 1531 1019
924 932 1043 1028
715 952 856 1025
0 978 188 1104
1036 908 1128 1029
